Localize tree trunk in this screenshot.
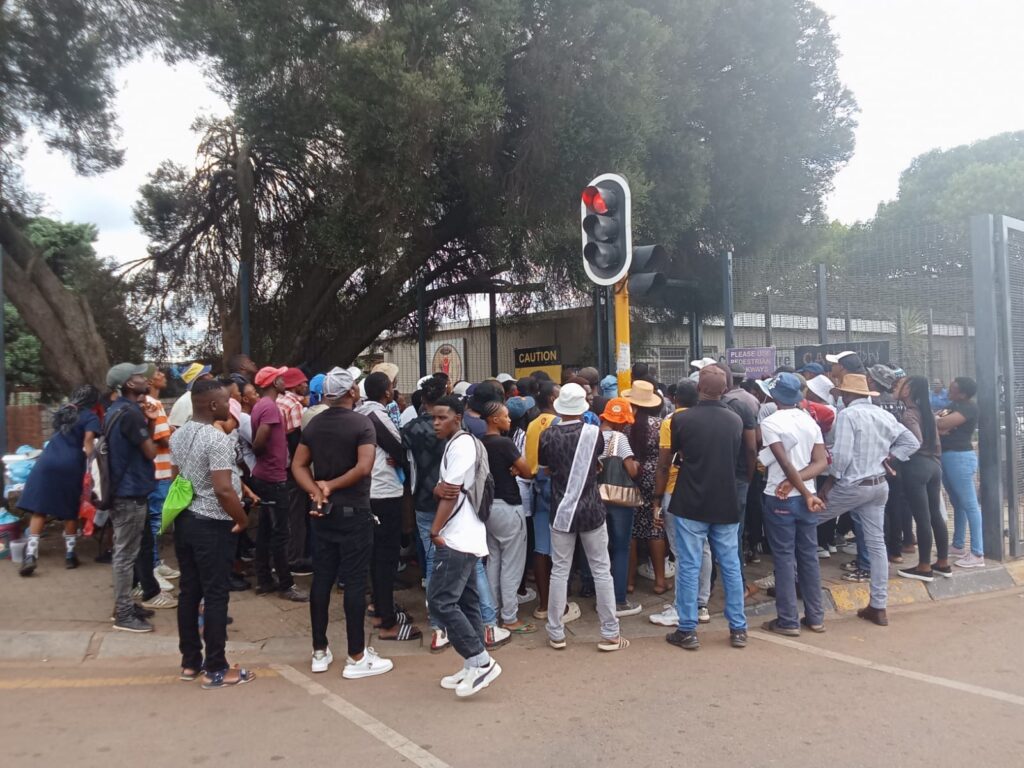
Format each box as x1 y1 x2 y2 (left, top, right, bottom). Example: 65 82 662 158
227 140 257 366
0 212 110 393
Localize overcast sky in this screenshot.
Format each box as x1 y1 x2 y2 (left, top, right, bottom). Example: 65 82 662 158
19 0 1024 264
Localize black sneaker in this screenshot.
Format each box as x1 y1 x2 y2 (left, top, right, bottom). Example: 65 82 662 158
110 603 156 621
840 561 860 573
730 629 748 648
65 552 80 569
897 566 934 583
666 630 700 650
931 563 953 579
255 580 280 595
113 615 154 633
19 554 37 577
94 550 112 564
288 560 313 577
229 574 252 591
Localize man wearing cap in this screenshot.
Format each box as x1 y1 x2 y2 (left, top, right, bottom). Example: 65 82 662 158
665 366 748 651
371 362 402 428
292 367 394 679
758 373 828 635
250 366 308 602
825 351 865 388
539 383 628 652
168 362 214 428
818 374 920 626
278 367 311 573
717 363 758 591
106 364 169 632
797 362 826 380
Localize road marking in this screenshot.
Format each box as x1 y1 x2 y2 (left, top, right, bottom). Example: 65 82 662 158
752 630 1024 707
273 663 452 768
0 668 278 690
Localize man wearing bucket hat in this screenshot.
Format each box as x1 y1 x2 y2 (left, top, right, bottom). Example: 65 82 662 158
818 374 919 626
540 383 628 652
758 373 829 636
168 362 215 428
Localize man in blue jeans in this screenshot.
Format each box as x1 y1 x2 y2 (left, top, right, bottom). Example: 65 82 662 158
404 378 508 652
666 366 748 651
427 396 502 698
757 373 829 636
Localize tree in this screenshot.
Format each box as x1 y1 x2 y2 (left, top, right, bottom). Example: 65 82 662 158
0 1 163 391
135 0 855 367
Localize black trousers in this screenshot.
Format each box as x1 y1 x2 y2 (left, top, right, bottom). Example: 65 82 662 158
174 511 235 673
901 454 947 565
370 497 403 629
310 512 373 657
285 478 310 564
134 512 161 600
250 478 294 590
883 473 911 557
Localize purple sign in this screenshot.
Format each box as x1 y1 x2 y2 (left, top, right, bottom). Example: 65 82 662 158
726 347 777 379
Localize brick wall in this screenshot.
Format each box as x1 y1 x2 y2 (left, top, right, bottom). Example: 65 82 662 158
6 404 49 451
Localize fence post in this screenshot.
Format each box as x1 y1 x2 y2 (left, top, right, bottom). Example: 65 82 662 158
417 276 427 379
969 214 1005 561
816 263 828 344
0 246 6 483
689 310 703 359
927 308 935 381
845 301 853 343
764 293 773 347
488 289 498 377
722 251 735 350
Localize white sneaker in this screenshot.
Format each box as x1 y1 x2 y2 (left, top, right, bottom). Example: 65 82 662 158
155 562 180 579
955 553 986 569
311 648 333 673
485 624 512 649
664 559 676 578
141 591 178 609
755 573 775 590
563 601 582 624
431 628 450 652
440 667 468 690
816 546 831 559
637 561 655 581
343 647 393 679
130 585 144 598
698 606 711 624
516 586 537 604
841 543 858 556
649 604 678 627
155 573 175 592
455 660 502 698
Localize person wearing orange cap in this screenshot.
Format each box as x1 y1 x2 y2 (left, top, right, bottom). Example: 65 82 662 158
599 398 641 616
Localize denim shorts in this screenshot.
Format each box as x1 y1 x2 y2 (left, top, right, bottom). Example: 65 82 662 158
532 475 552 556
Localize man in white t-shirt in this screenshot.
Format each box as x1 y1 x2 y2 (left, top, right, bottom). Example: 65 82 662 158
758 373 829 636
427 396 502 698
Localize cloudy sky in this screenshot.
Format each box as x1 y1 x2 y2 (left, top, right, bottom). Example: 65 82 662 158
19 0 1024 264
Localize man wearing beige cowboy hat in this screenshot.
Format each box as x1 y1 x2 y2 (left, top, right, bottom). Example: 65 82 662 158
817 374 919 626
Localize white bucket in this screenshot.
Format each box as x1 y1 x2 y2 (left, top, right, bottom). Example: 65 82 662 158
9 539 27 564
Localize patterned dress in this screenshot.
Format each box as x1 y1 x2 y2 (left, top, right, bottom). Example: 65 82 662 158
627 414 664 540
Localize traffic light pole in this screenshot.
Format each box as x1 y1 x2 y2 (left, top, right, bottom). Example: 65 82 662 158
613 277 631 393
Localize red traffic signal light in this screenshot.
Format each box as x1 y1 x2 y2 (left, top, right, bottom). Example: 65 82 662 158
581 174 631 286
582 185 616 216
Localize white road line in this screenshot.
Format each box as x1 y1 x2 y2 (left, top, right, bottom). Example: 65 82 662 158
752 631 1024 707
272 663 453 768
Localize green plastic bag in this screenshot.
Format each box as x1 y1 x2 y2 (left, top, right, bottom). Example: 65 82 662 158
160 475 194 534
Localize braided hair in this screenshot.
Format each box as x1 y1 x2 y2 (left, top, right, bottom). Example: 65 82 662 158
52 385 100 435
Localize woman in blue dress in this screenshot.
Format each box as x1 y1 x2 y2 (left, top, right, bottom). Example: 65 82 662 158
18 385 101 576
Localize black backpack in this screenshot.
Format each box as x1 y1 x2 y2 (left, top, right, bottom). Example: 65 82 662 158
90 407 129 511
446 431 494 523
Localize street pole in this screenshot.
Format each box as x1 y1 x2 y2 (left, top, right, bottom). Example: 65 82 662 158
488 289 498 377
613 277 631 393
593 286 605 375
816 263 829 345
0 247 6 499
417 277 427 378
722 251 735 350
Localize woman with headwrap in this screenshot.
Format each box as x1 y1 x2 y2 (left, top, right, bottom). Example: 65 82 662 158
18 385 102 576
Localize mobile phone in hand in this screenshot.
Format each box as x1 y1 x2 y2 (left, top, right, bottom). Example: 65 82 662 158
319 501 334 517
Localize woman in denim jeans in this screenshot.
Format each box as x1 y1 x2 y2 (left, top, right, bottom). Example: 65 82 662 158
937 377 984 568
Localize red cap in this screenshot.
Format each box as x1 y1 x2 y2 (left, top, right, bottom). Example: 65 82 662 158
282 367 308 389
254 366 288 388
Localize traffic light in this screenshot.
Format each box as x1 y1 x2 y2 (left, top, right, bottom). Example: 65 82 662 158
628 244 666 301
581 173 631 286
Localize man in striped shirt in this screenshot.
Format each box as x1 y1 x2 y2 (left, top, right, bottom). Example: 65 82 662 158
145 366 179 589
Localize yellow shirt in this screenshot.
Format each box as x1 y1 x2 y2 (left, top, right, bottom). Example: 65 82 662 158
659 407 687 495
525 413 558 475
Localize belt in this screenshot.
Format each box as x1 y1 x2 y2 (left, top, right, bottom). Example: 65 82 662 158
857 476 887 487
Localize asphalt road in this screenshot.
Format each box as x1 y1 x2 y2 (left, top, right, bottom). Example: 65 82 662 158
3 588 1024 768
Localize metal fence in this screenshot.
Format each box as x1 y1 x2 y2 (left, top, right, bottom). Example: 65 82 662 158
732 223 974 385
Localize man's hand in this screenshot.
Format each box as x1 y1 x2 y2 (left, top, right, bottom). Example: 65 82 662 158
806 495 826 514
243 486 261 505
231 519 248 534
434 481 461 500
316 480 332 499
142 400 161 421
652 501 664 529
430 533 446 548
776 480 794 499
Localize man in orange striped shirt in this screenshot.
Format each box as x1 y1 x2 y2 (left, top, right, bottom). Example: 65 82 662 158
145 366 179 588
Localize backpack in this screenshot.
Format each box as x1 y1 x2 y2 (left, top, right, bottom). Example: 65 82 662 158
90 406 129 511
447 431 494 522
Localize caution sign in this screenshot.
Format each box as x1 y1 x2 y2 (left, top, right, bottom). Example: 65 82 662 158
514 345 562 382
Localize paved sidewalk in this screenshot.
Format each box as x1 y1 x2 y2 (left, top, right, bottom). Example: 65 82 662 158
1 525 1017 663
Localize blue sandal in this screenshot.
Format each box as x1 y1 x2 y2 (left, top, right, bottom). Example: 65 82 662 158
201 667 255 689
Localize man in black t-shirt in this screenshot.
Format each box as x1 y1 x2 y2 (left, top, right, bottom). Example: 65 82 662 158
666 366 748 652
293 367 393 680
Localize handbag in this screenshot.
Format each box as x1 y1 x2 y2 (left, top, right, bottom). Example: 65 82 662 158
159 426 203 533
598 432 642 508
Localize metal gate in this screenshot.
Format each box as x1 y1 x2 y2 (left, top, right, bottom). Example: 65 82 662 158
971 214 1024 559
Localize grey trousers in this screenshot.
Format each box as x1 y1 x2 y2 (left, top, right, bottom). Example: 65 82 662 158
547 526 620 642
111 497 148 619
823 482 890 609
485 499 528 624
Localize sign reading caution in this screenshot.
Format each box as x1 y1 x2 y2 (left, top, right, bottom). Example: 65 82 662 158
514 345 562 382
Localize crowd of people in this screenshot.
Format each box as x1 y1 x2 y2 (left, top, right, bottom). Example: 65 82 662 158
13 348 982 696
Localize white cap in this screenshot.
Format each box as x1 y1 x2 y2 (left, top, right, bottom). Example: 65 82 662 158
496 373 515 383
755 378 774 399
806 374 836 405
690 356 718 370
346 365 363 383
323 367 355 398
452 381 471 397
824 351 855 364
554 383 589 416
